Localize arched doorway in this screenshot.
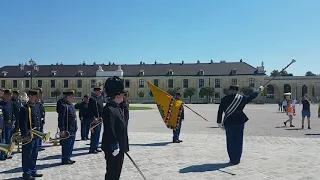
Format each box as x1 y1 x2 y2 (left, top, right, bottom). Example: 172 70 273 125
266 85 275 99
302 85 308 97
284 84 291 93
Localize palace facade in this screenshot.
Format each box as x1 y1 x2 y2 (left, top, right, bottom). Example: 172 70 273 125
0 59 319 103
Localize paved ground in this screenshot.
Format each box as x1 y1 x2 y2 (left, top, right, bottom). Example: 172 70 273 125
0 104 320 180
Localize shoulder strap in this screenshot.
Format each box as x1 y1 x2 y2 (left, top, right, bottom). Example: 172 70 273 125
223 94 243 123
28 106 34 138
65 104 69 131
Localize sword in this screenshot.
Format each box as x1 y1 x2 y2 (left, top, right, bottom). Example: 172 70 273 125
125 152 147 180
263 59 296 87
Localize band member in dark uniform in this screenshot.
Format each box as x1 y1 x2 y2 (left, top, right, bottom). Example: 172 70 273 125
172 92 184 143
119 91 129 128
217 85 263 165
57 89 77 165
0 88 14 160
35 87 45 151
88 86 104 154
56 94 67 113
12 89 22 133
78 94 91 140
102 76 129 180
0 89 6 161
19 89 43 180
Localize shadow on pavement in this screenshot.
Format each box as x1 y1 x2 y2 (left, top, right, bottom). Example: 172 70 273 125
286 128 303 130
274 126 286 128
179 163 235 175
207 127 220 129
130 142 171 146
305 133 320 136
0 162 61 174
38 151 90 161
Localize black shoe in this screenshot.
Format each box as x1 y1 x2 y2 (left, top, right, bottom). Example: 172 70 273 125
62 161 73 165
178 140 183 142
38 148 45 151
31 173 43 177
172 140 180 143
0 157 6 161
69 159 76 163
6 156 12 159
89 151 98 154
290 125 295 127
23 174 35 180
302 126 304 129
308 126 311 129
229 161 240 165
284 122 287 126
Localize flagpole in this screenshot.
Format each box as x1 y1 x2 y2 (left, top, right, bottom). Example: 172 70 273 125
183 104 209 121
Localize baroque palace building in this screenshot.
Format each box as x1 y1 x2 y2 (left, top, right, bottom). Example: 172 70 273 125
0 59 319 103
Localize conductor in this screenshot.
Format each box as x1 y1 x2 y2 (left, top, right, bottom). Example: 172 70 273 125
101 76 129 180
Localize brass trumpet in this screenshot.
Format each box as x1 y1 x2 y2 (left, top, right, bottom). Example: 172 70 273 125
12 129 51 146
0 142 15 156
89 118 103 133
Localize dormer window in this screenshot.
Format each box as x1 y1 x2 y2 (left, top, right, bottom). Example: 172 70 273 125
78 70 83 76
139 70 145 76
26 71 31 76
231 69 237 75
51 70 57 76
2 71 8 76
168 69 173 75
199 69 205 76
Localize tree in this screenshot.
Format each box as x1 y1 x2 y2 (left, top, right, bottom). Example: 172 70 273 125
199 87 215 103
184 87 196 103
240 86 254 96
167 89 176 96
52 88 61 101
137 91 145 98
305 71 316 76
270 70 293 76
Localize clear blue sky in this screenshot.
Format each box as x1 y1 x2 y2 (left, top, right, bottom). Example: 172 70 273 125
0 0 319 76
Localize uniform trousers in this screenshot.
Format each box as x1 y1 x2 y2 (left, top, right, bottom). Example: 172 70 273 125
4 126 13 157
60 132 76 162
173 120 182 141
22 138 39 176
0 134 5 159
81 118 90 139
225 123 245 164
90 123 101 152
105 152 125 180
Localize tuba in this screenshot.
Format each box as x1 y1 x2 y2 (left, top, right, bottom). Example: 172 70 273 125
0 142 15 156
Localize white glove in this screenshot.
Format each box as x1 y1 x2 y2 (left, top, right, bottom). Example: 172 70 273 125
112 148 120 156
259 86 264 92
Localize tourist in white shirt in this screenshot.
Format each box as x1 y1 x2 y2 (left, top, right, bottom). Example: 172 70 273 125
292 99 297 113
282 100 287 113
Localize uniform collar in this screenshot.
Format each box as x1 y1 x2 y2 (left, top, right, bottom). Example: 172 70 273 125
109 100 119 107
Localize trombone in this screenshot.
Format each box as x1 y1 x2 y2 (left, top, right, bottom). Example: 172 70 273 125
0 142 15 157
89 117 103 133
12 128 51 146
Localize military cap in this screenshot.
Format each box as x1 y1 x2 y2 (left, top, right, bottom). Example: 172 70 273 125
63 89 75 96
93 86 102 91
3 88 12 94
175 92 182 96
34 87 43 94
12 89 19 94
27 89 39 96
229 85 239 91
104 76 125 97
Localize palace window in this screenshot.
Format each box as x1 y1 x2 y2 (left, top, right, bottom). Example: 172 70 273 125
168 69 173 75
168 79 174 88
50 80 56 88
199 70 204 76
249 78 255 87
215 79 221 88
153 79 159 87
12 80 17 88
77 79 82 88
231 78 237 85
77 91 82 97
199 79 204 88
38 80 43 88
25 80 30 88
139 79 144 88
183 79 188 88
64 80 69 88
125 80 130 88
1 80 5 88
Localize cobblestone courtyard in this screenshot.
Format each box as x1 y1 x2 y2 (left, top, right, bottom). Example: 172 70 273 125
1 104 320 180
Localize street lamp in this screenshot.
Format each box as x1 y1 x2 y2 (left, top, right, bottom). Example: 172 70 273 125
20 58 39 89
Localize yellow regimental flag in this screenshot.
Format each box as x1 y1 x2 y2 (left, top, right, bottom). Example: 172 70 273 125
147 82 184 130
